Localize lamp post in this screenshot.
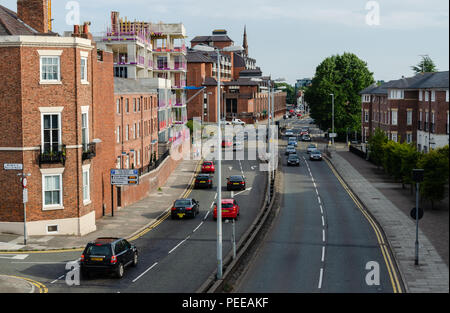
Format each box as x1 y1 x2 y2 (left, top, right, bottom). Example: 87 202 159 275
192 44 243 280
330 93 335 145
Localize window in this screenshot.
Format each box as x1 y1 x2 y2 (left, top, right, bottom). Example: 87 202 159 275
407 110 413 126
40 56 60 82
116 157 121 169
389 89 404 99
391 110 398 125
447 111 449 134
116 99 121 114
42 114 61 152
137 150 140 166
126 125 129 141
43 174 62 207
81 112 89 150
406 133 413 144
82 168 90 203
391 132 398 142
133 99 137 112
364 110 369 123
419 90 423 101
446 90 449 102
116 126 120 143
81 57 88 82
431 90 436 102
47 225 59 234
425 91 429 101
126 99 129 113
137 122 140 138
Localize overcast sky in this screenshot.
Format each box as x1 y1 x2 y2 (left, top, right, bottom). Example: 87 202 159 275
2 0 448 85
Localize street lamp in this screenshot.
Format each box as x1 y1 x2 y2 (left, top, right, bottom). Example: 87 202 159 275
192 44 243 280
330 93 335 145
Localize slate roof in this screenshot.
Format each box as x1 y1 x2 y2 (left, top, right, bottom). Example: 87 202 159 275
191 35 234 43
114 78 158 94
0 4 58 36
186 50 214 63
408 71 449 89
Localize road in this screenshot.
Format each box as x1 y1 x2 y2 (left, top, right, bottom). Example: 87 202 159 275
236 117 401 293
0 139 267 293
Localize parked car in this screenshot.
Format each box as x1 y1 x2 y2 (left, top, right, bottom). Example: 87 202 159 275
285 130 294 136
80 238 138 279
288 137 298 147
171 198 200 219
227 175 246 191
302 134 312 142
195 174 213 189
310 150 323 161
285 145 297 155
201 161 215 173
213 199 240 221
287 154 301 166
232 119 246 125
307 144 317 154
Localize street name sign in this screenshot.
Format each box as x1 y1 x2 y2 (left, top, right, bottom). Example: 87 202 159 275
329 133 337 138
4 163 23 171
110 169 139 186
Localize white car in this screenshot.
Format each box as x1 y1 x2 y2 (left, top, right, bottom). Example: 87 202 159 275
288 137 298 147
307 144 317 154
232 119 246 126
220 120 232 126
285 130 294 136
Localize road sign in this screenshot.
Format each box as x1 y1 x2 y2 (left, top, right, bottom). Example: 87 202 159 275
410 207 424 220
4 163 23 170
23 188 28 204
110 169 139 186
329 133 337 138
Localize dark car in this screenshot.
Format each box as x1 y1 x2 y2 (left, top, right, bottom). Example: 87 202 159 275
310 150 323 161
195 174 213 189
227 175 246 191
171 198 200 219
287 154 301 166
80 237 138 279
302 134 312 142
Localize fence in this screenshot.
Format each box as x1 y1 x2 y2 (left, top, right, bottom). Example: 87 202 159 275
137 150 170 177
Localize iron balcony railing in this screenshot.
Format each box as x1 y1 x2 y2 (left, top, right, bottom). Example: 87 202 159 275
82 143 97 161
39 144 66 167
137 150 170 177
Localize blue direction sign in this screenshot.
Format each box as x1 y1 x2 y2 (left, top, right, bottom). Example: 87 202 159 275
110 169 139 186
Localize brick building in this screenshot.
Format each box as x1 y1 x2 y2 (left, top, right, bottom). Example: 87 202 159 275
360 71 449 151
186 29 285 124
0 0 116 235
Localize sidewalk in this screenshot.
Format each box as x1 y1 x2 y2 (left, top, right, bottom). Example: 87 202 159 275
327 149 449 293
0 157 200 252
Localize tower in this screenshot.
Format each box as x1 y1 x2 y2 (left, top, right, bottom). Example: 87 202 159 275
243 25 248 57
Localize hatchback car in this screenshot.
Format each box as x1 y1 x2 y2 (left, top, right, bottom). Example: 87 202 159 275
310 150 323 161
302 134 312 142
285 145 297 155
288 137 298 147
80 238 138 279
287 154 301 166
171 198 200 219
195 174 213 189
307 144 318 154
285 130 294 136
213 199 240 221
201 161 215 173
227 175 246 191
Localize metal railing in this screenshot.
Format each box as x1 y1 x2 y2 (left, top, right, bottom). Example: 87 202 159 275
137 150 170 176
39 145 66 166
82 143 97 161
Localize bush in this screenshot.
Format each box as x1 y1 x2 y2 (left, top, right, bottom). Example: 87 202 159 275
368 128 388 167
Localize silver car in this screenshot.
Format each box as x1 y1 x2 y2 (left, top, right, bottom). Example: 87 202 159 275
307 144 317 154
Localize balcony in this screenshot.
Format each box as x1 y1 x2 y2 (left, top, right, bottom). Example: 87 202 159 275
173 62 187 71
431 123 435 133
82 143 97 161
39 145 66 167
424 122 429 131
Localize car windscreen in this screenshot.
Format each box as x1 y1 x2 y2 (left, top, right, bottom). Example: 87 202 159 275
86 244 112 256
312 151 321 155
288 155 299 160
175 200 191 206
197 175 209 180
230 176 243 182
222 203 234 208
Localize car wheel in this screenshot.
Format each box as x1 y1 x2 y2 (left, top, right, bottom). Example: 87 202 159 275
116 263 124 279
132 252 138 267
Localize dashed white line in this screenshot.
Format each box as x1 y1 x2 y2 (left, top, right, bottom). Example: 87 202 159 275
168 236 190 254
193 222 204 233
322 229 326 242
51 275 65 284
320 205 324 215
132 262 158 283
204 210 211 220
322 215 325 227
321 247 326 262
318 268 324 289
318 196 321 204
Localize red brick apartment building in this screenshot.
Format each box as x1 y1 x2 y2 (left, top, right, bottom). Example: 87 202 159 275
0 0 116 235
360 71 449 152
187 29 286 124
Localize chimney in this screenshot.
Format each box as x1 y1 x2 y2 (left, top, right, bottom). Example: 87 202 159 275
17 0 50 33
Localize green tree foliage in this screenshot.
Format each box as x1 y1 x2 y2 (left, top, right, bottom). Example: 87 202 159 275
304 53 375 138
398 143 420 186
411 55 438 74
417 145 449 208
275 83 296 105
381 141 403 181
368 128 388 167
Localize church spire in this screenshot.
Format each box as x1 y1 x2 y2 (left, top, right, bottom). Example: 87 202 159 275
243 25 248 56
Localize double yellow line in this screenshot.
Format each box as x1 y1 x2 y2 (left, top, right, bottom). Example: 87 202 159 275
8 275 48 293
324 158 403 293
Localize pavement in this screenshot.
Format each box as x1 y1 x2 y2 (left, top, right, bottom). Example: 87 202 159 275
0 157 200 252
327 145 449 293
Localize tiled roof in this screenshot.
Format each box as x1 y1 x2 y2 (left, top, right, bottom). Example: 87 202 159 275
408 71 449 89
202 77 218 86
191 35 233 43
186 50 214 63
0 4 58 36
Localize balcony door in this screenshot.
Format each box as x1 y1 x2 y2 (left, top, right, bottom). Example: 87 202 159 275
42 114 61 152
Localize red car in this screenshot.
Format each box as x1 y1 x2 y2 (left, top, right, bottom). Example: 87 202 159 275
201 161 215 173
222 139 233 148
213 199 240 221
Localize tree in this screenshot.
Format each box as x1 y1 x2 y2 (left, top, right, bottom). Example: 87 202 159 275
275 82 296 104
368 128 388 168
417 146 449 209
411 55 438 74
304 53 375 138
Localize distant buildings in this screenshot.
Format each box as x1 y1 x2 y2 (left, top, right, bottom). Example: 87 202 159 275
295 78 312 89
360 71 449 152
186 29 286 124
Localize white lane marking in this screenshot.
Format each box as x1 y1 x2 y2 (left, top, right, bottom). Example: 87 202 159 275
233 188 252 197
231 191 234 198
204 210 211 220
0 254 29 260
322 215 325 227
210 202 214 209
51 275 65 284
168 236 190 254
321 247 326 262
318 268 324 289
214 193 218 199
315 189 319 196
322 230 326 242
313 182 317 188
320 205 324 215
193 222 204 233
318 197 321 204
132 262 158 283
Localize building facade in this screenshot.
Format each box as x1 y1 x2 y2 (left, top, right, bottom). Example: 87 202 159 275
0 1 116 235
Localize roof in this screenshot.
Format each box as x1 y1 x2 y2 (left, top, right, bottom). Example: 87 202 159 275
233 53 246 68
186 50 214 63
191 35 234 43
408 71 449 89
223 78 259 86
387 73 435 89
202 77 218 86
0 4 58 36
114 78 158 94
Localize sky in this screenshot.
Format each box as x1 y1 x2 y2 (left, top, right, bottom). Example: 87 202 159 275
2 0 449 85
